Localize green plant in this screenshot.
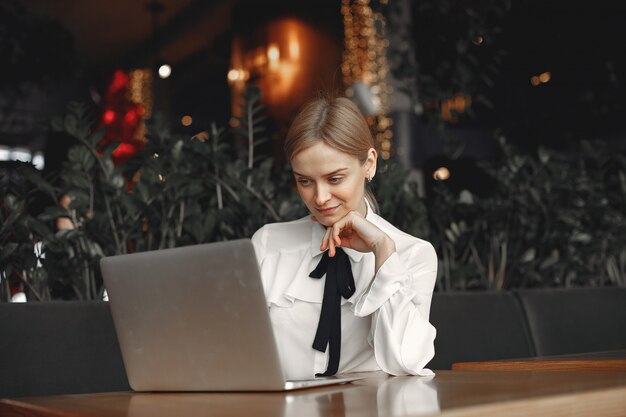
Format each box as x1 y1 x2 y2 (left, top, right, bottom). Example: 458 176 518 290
372 161 429 240
9 85 623 300
3 88 308 300
1 85 439 300
0 165 50 301
21 103 122 300
430 137 626 291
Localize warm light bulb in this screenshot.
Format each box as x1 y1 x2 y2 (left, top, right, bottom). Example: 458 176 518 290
227 69 239 82
267 44 280 62
181 115 193 126
289 39 300 60
472 36 484 45
158 64 172 79
539 72 551 83
433 167 451 181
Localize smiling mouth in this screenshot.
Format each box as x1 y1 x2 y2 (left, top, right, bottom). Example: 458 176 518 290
316 205 339 215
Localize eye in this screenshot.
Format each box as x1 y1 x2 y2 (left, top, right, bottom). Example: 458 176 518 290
328 176 343 184
296 178 311 186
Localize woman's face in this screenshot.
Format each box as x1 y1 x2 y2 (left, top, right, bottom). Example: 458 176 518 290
290 142 376 227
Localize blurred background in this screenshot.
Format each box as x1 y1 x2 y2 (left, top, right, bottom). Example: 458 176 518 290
1 0 625 300
3 0 624 185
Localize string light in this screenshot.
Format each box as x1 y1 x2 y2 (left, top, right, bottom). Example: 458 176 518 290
128 69 153 142
341 0 393 159
129 69 153 119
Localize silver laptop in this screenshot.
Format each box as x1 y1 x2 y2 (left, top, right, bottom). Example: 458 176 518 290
100 239 363 391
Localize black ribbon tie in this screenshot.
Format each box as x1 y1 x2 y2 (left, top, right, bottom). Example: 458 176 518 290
309 247 355 376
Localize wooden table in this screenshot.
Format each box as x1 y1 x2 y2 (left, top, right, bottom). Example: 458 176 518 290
2 370 626 417
452 350 626 372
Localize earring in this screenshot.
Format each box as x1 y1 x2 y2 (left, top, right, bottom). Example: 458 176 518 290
367 174 372 183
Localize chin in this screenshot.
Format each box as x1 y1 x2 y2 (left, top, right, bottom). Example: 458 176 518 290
312 215 330 227
314 212 342 227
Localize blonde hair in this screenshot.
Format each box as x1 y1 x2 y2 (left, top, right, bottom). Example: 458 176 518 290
284 96 379 213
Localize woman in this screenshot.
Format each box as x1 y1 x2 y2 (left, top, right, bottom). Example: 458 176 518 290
251 96 437 379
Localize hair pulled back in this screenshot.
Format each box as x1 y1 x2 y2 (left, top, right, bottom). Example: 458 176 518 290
285 96 379 212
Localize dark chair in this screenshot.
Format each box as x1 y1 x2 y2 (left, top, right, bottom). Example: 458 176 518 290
0 301 130 398
427 292 536 369
515 287 626 356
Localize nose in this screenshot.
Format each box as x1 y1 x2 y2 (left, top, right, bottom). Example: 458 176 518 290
314 183 331 207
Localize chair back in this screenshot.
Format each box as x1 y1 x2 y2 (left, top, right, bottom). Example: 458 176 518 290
0 301 130 398
515 287 626 356
427 292 536 369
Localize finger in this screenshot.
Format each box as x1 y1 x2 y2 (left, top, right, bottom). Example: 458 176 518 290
328 227 336 257
321 227 332 251
333 224 342 246
335 225 344 246
332 222 346 256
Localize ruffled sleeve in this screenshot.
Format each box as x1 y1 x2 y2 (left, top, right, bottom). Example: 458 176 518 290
352 240 437 376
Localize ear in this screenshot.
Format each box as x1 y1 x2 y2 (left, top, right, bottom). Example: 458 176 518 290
365 147 377 179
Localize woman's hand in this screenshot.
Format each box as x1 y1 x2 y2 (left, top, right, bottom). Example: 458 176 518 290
316 211 396 272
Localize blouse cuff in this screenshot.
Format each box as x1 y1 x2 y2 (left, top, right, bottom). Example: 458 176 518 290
353 252 413 316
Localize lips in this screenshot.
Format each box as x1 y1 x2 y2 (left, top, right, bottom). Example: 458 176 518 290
316 205 339 216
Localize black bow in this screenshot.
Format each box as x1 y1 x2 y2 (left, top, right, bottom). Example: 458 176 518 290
309 247 355 376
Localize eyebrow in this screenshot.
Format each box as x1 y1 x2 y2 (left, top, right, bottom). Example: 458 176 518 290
292 168 349 177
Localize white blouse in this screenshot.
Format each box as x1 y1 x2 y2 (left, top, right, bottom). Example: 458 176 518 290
251 207 437 379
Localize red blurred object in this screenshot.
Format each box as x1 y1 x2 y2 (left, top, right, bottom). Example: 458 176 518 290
99 69 147 165
112 143 137 158
124 109 138 124
110 70 130 93
103 109 116 124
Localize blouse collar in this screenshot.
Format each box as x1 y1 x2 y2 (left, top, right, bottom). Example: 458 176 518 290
309 199 377 262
